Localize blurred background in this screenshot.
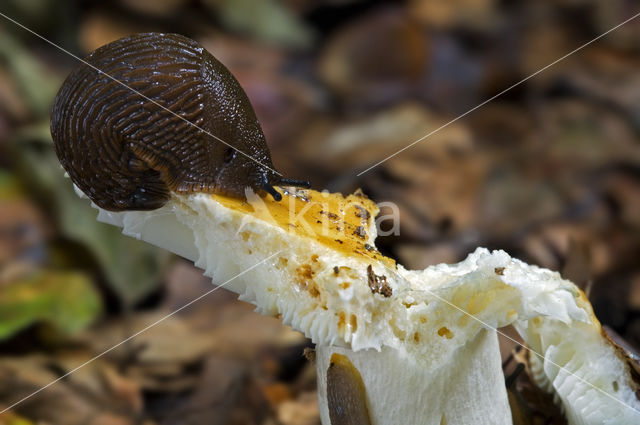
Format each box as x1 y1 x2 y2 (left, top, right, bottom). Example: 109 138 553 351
1 0 639 424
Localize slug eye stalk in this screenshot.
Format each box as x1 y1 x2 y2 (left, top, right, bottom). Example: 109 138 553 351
262 182 283 201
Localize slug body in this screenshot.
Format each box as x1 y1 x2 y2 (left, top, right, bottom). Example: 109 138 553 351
51 33 305 211
326 353 372 425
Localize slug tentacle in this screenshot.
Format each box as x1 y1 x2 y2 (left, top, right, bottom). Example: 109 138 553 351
262 180 283 202
51 32 309 211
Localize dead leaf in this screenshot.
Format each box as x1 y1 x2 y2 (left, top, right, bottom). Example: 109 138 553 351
277 391 320 425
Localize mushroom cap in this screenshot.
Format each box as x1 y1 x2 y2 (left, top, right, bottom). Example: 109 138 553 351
93 187 640 424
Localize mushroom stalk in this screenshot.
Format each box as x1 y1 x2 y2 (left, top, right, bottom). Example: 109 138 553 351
316 330 511 425
91 187 640 424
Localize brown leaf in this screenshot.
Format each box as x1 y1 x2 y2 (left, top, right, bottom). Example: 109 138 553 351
319 7 429 107
0 355 134 425
101 364 143 413
277 391 320 425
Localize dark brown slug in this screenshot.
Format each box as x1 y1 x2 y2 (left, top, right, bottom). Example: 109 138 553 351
51 32 309 211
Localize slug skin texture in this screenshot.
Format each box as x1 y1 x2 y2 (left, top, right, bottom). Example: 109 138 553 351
51 33 290 211
327 353 372 425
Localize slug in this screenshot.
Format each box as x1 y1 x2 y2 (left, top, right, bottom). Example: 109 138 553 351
326 353 372 425
50 32 308 211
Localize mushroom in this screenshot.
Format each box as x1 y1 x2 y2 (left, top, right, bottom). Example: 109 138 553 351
89 186 640 424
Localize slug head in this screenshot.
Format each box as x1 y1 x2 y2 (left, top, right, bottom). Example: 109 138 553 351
194 48 309 201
